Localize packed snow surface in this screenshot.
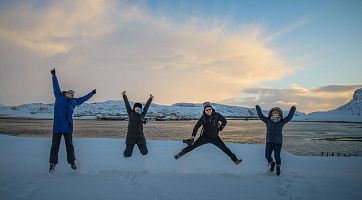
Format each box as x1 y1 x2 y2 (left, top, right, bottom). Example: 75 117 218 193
0 135 361 200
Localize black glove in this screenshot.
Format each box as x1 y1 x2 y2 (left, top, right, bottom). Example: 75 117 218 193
92 89 96 94
218 126 225 132
51 68 56 76
183 138 194 146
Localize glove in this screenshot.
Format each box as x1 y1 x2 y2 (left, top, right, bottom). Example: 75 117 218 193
92 89 96 94
183 138 194 146
218 126 225 132
51 68 56 76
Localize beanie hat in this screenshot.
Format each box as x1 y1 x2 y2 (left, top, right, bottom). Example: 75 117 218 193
66 90 75 96
203 102 213 110
133 102 142 110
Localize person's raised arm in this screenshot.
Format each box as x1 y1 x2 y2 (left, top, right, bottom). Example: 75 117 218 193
218 113 227 131
255 105 267 123
283 106 296 124
122 91 132 115
51 68 61 98
142 94 154 116
75 89 95 106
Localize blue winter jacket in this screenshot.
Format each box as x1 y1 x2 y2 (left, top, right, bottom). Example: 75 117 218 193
52 75 93 134
256 106 296 144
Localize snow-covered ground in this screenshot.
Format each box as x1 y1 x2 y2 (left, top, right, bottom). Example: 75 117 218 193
0 135 361 200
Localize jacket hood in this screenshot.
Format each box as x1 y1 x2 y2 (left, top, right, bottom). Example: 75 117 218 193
268 107 283 118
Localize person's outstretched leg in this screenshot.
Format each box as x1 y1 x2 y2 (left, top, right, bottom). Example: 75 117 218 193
64 133 77 170
175 136 209 159
273 143 282 165
265 142 274 164
64 133 76 164
49 133 62 165
211 136 240 164
137 144 148 155
274 143 282 176
123 144 135 157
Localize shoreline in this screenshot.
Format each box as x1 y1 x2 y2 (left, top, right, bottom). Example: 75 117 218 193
0 115 361 124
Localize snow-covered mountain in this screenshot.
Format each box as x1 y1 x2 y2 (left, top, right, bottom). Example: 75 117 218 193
295 88 362 122
0 100 305 120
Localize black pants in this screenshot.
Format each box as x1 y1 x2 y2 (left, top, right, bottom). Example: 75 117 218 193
123 144 148 157
181 136 238 162
265 142 282 165
49 133 75 164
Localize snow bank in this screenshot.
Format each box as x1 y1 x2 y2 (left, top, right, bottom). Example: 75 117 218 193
0 135 361 200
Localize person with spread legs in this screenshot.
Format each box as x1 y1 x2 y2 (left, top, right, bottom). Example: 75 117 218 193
174 102 242 165
49 68 96 172
255 105 296 176
122 91 153 157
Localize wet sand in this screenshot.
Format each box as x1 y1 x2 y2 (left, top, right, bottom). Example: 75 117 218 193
0 118 266 143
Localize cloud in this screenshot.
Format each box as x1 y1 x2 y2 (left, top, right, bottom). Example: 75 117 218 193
313 85 362 93
223 84 362 113
265 16 310 42
0 0 296 106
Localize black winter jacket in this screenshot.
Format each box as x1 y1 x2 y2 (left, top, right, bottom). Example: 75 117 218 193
192 110 227 139
256 105 296 144
123 95 152 144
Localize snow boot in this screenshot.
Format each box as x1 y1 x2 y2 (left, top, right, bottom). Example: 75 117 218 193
234 159 242 165
49 163 56 173
70 162 77 170
269 162 276 172
174 151 185 160
276 165 281 176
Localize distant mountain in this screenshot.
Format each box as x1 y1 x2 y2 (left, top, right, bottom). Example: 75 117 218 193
0 100 305 120
294 88 362 122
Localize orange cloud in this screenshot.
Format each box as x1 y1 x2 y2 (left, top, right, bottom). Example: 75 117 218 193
0 0 299 106
225 84 362 113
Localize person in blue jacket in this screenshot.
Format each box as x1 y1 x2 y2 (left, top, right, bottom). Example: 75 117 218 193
49 68 96 172
255 105 296 176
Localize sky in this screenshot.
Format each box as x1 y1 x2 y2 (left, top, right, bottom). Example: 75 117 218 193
0 0 361 113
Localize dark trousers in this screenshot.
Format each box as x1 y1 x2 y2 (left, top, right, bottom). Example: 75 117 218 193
49 133 75 165
123 144 148 157
265 142 282 165
181 136 238 162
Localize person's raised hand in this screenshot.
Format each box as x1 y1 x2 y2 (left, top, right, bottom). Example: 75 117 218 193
150 94 154 99
51 68 56 76
122 91 126 96
92 89 96 94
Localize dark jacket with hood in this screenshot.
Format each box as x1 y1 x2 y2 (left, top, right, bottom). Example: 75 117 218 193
192 109 227 139
256 105 296 144
123 95 152 144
